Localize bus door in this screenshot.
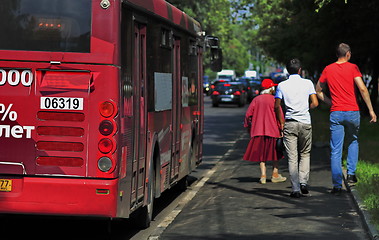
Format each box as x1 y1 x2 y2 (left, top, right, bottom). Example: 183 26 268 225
131 22 147 205
171 37 181 180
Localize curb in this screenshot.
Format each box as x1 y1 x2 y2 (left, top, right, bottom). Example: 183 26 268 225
343 171 379 240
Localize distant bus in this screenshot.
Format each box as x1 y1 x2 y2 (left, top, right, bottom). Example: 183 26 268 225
0 0 221 228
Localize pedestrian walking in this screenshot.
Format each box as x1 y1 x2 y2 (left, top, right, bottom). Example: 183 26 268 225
316 43 377 195
275 59 319 198
243 79 287 184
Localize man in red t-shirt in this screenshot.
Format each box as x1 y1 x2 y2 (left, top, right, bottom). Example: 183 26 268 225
316 43 377 195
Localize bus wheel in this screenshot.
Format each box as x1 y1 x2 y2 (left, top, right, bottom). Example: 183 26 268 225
134 161 155 229
176 175 188 192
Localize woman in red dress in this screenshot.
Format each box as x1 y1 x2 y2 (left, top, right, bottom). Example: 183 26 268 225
243 79 286 184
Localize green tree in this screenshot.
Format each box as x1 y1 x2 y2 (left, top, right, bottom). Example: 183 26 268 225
169 0 252 76
251 0 379 109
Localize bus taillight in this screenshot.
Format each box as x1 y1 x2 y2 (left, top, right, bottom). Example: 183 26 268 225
99 120 114 136
98 156 113 172
97 101 117 174
99 101 115 117
98 138 113 153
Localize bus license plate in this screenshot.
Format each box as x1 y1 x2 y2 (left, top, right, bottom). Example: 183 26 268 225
41 97 84 111
0 179 12 192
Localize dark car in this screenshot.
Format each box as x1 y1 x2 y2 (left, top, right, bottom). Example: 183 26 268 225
249 79 262 99
211 82 247 107
209 79 230 95
236 77 255 102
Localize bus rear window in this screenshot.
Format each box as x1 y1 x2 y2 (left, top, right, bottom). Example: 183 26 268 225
0 0 91 53
215 85 239 91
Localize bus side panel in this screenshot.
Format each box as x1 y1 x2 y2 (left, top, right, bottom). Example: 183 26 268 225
144 11 203 191
118 2 204 217
145 16 174 194
147 111 172 192
177 33 201 179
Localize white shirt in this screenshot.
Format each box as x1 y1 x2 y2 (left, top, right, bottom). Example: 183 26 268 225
275 74 316 124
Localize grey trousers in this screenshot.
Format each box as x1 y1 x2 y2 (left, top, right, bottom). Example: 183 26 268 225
283 121 312 192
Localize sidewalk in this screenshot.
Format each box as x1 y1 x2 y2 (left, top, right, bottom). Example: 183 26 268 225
160 133 369 240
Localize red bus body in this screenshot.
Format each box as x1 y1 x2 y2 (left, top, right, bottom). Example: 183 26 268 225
0 0 204 220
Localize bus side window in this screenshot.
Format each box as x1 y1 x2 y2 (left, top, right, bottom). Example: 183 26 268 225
160 28 172 49
189 39 197 56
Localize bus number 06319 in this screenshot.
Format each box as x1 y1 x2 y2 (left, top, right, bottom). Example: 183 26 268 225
40 97 84 111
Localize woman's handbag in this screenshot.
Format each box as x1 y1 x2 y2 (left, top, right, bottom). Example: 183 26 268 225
276 137 284 153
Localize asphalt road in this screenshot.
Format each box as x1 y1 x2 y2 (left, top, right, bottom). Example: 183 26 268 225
160 136 369 240
0 96 248 240
128 96 249 239
159 99 369 240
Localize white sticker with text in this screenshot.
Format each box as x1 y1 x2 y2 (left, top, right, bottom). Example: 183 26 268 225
40 97 83 111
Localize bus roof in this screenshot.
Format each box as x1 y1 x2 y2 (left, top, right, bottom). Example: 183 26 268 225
124 0 201 35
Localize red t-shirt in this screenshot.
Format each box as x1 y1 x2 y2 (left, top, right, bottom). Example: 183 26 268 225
319 62 362 112
244 94 282 138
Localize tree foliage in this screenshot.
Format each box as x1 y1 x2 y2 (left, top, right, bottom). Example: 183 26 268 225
168 0 251 76
252 0 379 107
168 0 379 106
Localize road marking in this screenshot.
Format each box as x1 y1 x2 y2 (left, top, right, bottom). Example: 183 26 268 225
148 163 218 239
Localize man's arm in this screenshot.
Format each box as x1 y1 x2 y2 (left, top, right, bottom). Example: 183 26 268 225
274 98 285 130
316 81 332 106
354 76 377 123
309 93 319 109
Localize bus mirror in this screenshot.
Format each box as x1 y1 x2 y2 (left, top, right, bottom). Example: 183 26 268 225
205 36 219 48
210 48 222 72
205 36 222 72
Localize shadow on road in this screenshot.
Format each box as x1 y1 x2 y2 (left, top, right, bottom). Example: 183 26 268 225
0 178 196 240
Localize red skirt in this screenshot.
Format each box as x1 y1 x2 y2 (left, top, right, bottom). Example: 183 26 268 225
243 136 283 162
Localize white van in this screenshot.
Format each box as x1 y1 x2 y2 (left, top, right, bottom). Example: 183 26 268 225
217 69 236 81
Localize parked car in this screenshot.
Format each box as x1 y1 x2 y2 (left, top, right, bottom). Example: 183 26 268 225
211 82 247 107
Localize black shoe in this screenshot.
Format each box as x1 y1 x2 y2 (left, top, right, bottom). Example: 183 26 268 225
347 174 358 185
290 192 301 198
330 187 342 195
300 184 309 194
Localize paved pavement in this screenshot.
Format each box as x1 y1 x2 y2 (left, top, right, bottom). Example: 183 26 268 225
160 133 369 240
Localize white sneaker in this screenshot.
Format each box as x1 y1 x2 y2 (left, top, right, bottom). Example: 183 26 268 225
271 174 287 183
260 177 266 184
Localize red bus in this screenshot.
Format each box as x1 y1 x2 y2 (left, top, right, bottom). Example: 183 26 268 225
0 0 221 228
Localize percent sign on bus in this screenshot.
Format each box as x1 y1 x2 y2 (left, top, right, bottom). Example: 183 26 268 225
0 103 17 121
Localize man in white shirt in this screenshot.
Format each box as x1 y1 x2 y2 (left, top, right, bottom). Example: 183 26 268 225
274 59 319 198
